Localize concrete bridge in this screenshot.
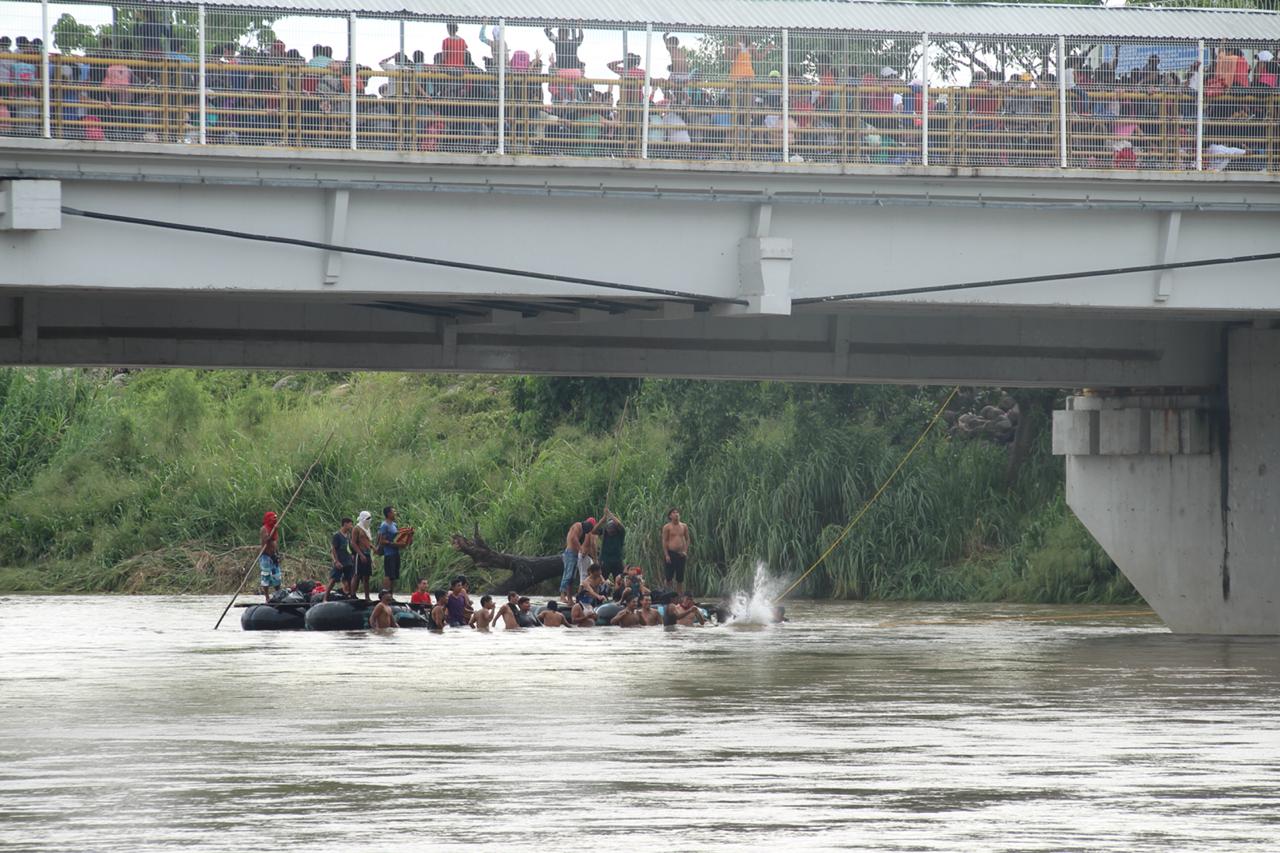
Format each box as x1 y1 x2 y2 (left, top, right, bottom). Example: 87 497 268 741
3 0 1280 633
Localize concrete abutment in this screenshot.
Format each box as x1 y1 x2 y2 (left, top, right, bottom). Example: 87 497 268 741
1053 327 1280 634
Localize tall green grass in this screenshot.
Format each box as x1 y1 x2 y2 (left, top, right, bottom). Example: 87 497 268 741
0 369 1134 604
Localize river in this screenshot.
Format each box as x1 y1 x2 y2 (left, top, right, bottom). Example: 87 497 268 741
1 595 1278 851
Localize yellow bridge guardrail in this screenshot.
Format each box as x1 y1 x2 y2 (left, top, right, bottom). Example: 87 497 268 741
2 51 1277 172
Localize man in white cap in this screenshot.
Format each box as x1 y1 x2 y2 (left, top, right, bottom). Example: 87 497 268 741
350 510 374 600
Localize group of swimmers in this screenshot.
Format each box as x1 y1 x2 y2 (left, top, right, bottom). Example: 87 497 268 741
368 573 713 632
366 563 716 630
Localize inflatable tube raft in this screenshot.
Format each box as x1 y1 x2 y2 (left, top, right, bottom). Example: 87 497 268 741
594 603 623 625
305 599 432 630
241 603 307 631
305 599 374 631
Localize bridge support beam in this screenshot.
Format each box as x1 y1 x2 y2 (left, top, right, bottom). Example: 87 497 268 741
1054 326 1280 634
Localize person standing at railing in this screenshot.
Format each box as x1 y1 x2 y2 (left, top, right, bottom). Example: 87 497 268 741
1210 46 1248 92
608 53 646 156
1253 50 1278 88
545 26 585 78
479 24 508 71
663 33 690 104
441 24 468 68
726 34 768 158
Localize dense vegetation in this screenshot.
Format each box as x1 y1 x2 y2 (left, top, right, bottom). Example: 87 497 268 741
0 368 1135 604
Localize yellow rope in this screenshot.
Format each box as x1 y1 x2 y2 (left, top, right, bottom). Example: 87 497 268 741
775 387 959 603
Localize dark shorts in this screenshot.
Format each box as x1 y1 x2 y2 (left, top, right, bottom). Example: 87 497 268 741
602 559 624 578
383 552 401 581
665 551 686 583
355 554 372 579
330 564 354 583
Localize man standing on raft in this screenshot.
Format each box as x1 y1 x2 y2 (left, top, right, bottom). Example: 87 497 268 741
560 517 595 602
378 506 401 594
259 511 282 602
661 508 691 595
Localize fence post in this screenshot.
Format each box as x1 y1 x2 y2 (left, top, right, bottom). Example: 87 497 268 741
497 18 506 156
349 13 357 150
40 0 50 138
1195 39 1205 171
1057 35 1067 168
198 4 206 144
920 32 929 167
782 29 790 162
640 24 653 159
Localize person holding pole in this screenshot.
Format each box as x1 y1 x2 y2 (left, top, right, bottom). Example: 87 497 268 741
259 510 282 602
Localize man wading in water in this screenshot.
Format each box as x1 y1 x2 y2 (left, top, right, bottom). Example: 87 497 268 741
259 511 282 602
661 508 691 595
492 591 520 629
611 592 644 627
369 590 397 631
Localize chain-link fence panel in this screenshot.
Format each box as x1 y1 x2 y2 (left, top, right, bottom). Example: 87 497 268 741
927 35 1060 169
2 0 48 138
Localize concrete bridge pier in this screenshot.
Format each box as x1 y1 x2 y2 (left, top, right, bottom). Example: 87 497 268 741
1053 327 1280 634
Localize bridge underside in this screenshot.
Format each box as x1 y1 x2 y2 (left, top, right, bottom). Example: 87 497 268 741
0 290 1229 388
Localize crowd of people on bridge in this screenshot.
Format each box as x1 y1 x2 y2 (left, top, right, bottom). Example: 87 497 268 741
256 502 750 631
3 16 1277 169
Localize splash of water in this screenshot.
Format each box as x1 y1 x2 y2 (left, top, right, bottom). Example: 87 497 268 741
726 562 785 625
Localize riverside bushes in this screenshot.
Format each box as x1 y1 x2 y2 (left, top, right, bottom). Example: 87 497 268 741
0 368 1136 604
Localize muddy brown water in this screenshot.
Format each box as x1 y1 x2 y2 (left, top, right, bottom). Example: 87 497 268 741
2 596 1278 851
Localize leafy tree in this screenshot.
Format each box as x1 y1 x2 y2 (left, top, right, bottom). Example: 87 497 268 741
52 6 276 55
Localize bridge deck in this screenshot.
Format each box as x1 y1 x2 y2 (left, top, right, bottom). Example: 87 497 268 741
2 0 1279 178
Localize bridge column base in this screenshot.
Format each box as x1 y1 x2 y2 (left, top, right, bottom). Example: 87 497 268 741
1052 327 1280 635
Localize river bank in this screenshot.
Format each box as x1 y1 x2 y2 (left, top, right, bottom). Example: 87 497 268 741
0 369 1137 604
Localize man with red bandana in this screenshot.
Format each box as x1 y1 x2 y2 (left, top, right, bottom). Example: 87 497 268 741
259 510 282 601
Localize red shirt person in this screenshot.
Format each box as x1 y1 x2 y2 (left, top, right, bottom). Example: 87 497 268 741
441 23 467 67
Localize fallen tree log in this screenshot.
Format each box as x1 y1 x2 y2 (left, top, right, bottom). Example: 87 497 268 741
450 526 564 593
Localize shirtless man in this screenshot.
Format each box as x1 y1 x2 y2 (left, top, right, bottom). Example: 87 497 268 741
661 508 691 595
430 590 449 630
610 593 644 628
560 517 596 602
539 601 568 627
668 592 706 626
491 591 520 630
570 596 597 628
369 590 397 631
638 593 662 626
470 595 495 632
578 565 609 607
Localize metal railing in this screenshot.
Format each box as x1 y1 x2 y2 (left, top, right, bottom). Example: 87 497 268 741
2 2 1278 174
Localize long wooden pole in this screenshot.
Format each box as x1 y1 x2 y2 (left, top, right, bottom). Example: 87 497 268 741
213 428 338 629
